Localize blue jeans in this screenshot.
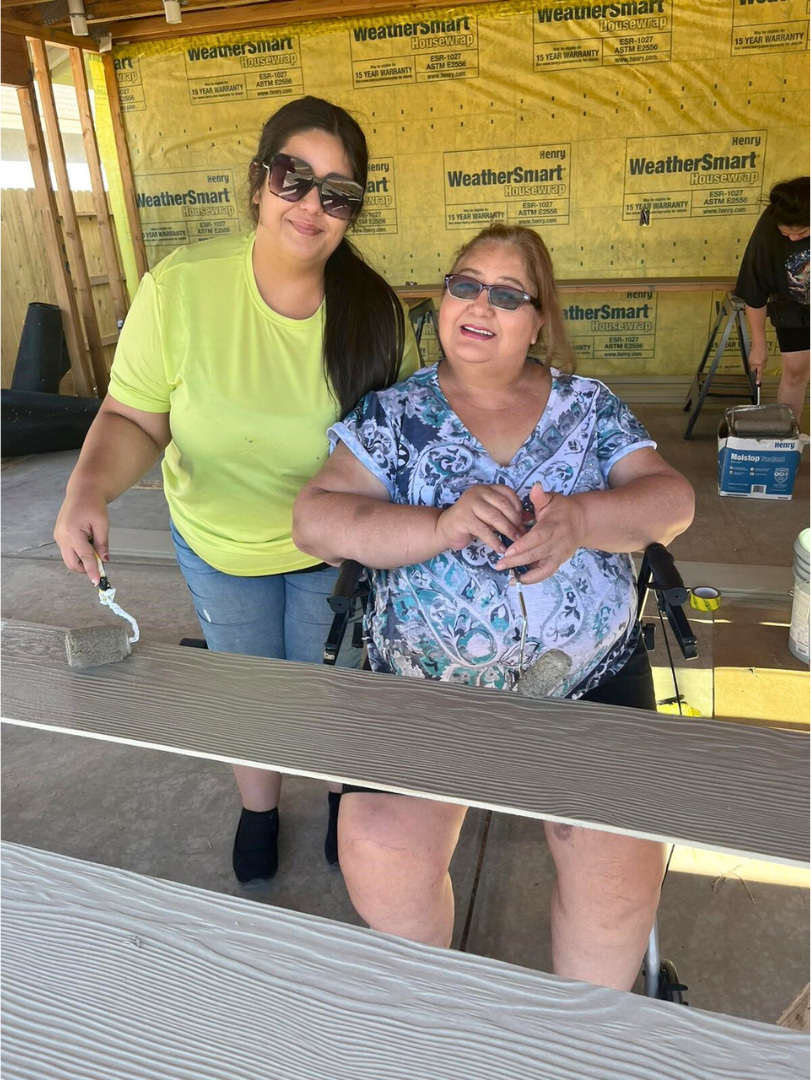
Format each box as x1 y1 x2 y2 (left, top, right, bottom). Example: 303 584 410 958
171 521 362 667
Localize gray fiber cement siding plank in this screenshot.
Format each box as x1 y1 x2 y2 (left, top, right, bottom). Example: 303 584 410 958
2 844 807 1080
1 632 808 866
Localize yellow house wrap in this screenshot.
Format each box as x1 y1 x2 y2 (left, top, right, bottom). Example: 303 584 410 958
95 0 809 379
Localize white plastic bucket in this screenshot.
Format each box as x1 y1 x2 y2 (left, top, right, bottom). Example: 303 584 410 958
788 528 810 664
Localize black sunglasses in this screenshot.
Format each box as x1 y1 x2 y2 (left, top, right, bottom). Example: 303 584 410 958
262 153 364 220
444 273 541 312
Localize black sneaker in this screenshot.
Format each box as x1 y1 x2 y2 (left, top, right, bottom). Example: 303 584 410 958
232 807 279 883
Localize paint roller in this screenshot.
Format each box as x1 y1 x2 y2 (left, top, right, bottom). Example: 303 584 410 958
509 579 573 698
513 647 572 699
725 403 796 438
65 553 140 670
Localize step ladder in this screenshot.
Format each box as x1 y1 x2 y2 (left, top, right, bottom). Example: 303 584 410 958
683 293 757 439
407 297 440 359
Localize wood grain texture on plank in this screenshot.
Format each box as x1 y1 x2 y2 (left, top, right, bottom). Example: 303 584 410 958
2 625 808 866
2 844 807 1080
1 620 68 662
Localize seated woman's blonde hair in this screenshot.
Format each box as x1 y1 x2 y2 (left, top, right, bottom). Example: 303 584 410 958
450 225 576 373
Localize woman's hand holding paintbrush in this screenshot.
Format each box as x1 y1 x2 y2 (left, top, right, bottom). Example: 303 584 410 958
54 487 111 586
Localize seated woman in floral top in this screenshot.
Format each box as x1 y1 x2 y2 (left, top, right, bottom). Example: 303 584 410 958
293 225 694 991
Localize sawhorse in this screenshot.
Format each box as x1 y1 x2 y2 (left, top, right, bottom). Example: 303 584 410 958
683 293 757 439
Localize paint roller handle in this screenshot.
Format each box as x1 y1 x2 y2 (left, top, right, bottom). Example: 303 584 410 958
93 551 111 592
496 494 537 577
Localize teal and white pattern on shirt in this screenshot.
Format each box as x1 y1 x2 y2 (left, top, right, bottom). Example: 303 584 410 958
328 364 656 697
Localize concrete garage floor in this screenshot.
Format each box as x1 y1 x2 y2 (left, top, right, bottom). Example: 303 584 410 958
2 401 808 1026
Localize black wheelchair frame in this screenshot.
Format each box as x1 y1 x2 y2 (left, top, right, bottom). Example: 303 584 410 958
323 542 697 1004
326 543 697 669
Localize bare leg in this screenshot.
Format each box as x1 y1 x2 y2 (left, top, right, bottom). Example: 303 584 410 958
544 821 666 991
339 793 467 947
777 349 810 425
233 765 282 811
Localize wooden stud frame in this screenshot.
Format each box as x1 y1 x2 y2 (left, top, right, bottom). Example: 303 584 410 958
69 46 130 328
30 37 110 395
16 77 94 397
101 51 148 281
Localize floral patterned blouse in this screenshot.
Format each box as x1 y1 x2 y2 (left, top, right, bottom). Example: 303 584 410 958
328 363 656 698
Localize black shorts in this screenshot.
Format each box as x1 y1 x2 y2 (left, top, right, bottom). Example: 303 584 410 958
341 636 656 797
578 633 656 711
767 299 809 353
775 324 810 354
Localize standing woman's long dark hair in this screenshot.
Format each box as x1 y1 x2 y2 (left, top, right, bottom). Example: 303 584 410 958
248 97 405 416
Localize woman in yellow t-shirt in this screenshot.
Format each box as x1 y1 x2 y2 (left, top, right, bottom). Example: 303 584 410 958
54 96 419 884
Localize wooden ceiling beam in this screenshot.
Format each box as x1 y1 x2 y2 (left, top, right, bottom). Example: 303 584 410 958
1 30 30 85
5 0 500 44
1 15 99 49
19 0 270 26
107 0 498 43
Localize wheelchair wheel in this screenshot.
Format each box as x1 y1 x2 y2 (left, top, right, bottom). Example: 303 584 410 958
657 959 688 1005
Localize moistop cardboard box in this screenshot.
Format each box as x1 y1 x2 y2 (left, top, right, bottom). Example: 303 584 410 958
717 420 804 500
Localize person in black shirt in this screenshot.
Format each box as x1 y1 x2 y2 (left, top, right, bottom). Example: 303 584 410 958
735 177 809 423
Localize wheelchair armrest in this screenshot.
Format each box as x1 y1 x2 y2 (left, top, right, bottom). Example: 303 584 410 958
643 542 688 607
324 560 369 665
638 544 697 661
327 559 366 614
